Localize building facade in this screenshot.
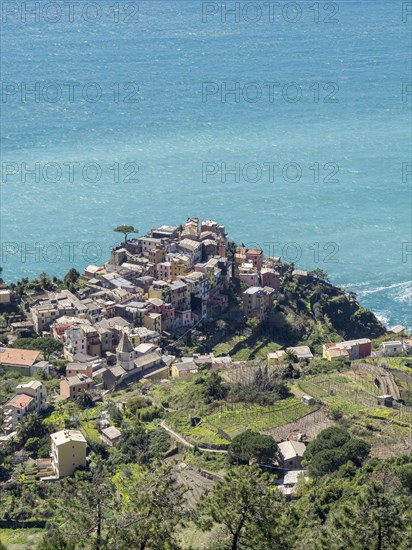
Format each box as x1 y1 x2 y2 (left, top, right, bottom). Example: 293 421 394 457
50 429 87 478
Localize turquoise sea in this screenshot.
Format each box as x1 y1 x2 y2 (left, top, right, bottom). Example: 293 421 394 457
0 0 411 328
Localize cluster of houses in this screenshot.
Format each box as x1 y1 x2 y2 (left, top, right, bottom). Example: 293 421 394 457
1 374 119 480
1 219 410 405
28 219 291 344
13 219 285 395
30 218 234 337
1 218 412 481
322 338 372 361
323 337 412 360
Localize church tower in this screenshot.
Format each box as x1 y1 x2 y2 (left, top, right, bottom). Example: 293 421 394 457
116 331 135 371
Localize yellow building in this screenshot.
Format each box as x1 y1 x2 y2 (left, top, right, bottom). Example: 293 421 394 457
144 312 162 333
170 255 191 281
267 351 286 364
0 289 11 304
171 361 198 377
50 429 87 478
123 326 160 347
148 281 171 302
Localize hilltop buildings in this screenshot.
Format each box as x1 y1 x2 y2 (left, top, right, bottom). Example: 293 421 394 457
20 217 389 394
27 218 283 354
20 218 320 392
24 219 273 357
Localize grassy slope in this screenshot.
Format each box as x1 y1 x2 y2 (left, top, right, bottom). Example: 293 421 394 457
0 528 44 549
208 276 387 361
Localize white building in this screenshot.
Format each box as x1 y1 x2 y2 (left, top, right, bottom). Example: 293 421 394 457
3 381 47 433
381 341 403 356
287 346 314 360
64 325 87 357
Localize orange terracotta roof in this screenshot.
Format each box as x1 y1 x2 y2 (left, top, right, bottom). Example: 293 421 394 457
8 393 34 409
0 347 41 367
246 249 262 255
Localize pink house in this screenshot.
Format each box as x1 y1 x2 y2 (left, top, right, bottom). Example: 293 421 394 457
245 249 264 270
261 268 280 290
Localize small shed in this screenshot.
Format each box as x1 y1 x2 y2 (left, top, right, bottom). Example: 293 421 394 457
100 426 122 447
301 395 316 406
377 394 394 407
278 440 306 469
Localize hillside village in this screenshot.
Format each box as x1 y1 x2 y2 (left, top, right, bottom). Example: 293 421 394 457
0 218 411 548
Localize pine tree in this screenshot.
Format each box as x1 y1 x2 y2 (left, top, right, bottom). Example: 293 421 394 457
115 463 187 549
319 472 411 550
198 465 289 550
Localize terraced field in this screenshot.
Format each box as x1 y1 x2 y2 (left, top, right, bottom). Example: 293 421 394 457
204 398 319 439
297 371 412 425
166 397 319 444
167 410 229 446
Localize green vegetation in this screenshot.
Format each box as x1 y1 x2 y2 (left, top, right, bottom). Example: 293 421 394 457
296 370 412 425
0 528 44 548
63 268 81 292
227 430 278 465
205 399 318 438
10 336 63 360
113 224 138 243
198 465 288 550
1 351 411 548
208 270 386 360
304 426 371 477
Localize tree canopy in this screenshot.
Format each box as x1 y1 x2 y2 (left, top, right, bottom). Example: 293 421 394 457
113 225 138 242
304 427 371 477
198 465 289 550
228 430 278 466
11 337 63 360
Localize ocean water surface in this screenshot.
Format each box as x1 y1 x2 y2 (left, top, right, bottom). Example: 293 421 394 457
0 0 411 328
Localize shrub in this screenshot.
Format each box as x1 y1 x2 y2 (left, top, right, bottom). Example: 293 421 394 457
128 396 152 414
37 438 51 459
149 429 170 457
137 406 162 423
329 405 343 420
305 426 370 477
342 438 371 466
24 437 41 453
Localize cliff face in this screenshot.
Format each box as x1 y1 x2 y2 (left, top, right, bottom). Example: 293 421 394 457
316 291 385 339
271 276 386 345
